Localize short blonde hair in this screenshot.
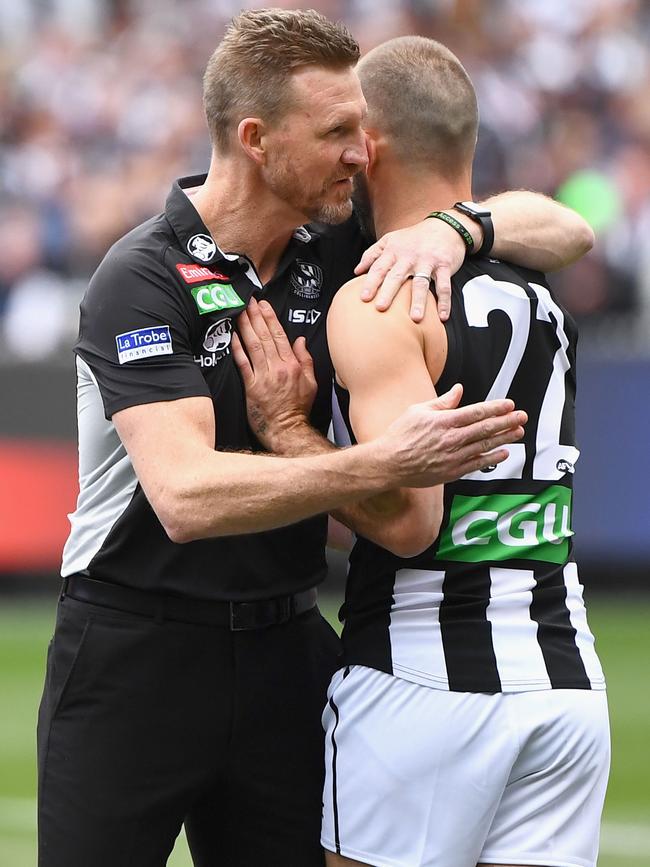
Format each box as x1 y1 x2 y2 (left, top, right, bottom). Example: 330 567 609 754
358 36 478 175
203 8 359 152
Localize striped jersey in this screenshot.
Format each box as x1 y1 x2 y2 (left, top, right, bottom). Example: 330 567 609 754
333 257 605 693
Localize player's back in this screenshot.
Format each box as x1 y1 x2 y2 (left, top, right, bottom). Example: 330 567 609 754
337 257 605 694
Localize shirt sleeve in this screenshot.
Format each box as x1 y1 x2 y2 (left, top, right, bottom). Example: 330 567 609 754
75 240 210 419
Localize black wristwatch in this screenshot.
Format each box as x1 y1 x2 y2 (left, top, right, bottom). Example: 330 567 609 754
453 201 494 257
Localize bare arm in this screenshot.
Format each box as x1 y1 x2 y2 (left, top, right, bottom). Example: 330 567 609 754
484 190 594 272
229 298 526 555
356 192 594 321
326 279 446 557
113 386 522 544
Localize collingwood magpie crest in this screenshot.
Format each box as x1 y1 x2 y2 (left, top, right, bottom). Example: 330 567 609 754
291 260 323 299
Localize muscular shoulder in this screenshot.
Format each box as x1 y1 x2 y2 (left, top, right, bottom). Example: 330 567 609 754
327 278 420 388
329 275 413 327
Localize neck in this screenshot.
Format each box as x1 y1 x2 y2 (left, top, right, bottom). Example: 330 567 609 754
370 161 472 239
188 155 305 284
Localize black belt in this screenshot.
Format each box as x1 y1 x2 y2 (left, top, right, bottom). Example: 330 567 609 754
61 574 318 631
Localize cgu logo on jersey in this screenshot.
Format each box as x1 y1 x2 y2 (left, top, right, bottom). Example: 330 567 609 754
290 260 323 299
194 318 232 367
437 486 573 565
287 308 321 325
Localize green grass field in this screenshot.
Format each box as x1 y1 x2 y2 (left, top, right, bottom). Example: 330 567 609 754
1 594 648 866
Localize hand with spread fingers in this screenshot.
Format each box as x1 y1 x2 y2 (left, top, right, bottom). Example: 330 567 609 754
376 384 527 488
354 216 469 323
232 298 317 450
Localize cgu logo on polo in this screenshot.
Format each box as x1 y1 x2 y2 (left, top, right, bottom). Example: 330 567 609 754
437 486 573 565
191 283 245 316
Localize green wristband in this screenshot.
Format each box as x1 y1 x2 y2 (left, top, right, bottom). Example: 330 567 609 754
426 211 475 253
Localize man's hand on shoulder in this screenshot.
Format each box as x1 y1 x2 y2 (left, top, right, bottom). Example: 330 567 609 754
353 191 595 324
353 220 466 323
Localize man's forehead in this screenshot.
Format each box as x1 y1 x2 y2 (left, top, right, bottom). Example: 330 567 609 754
289 65 366 115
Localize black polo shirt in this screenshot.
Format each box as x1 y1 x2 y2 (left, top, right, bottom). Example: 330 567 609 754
61 174 366 600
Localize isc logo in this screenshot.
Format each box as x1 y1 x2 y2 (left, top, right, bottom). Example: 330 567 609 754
288 308 321 324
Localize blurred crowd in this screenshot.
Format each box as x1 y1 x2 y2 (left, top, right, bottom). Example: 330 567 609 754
1 0 649 360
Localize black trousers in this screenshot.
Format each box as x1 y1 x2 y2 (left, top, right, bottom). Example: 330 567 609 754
37 594 342 867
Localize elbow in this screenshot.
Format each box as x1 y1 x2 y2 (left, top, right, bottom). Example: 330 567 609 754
549 212 595 271
379 508 443 559
384 527 436 559
152 484 210 544
575 219 595 257
384 535 434 559
158 500 197 544
163 519 196 545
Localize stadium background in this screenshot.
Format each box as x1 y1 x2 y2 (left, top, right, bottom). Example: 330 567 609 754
0 0 648 864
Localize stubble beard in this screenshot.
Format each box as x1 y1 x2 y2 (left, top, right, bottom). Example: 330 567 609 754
264 155 354 225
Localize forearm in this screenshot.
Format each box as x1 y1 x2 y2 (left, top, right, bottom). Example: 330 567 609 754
259 419 420 549
477 190 594 271
263 418 337 457
161 440 398 542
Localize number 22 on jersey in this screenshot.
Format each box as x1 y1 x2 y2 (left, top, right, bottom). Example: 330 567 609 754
461 275 579 483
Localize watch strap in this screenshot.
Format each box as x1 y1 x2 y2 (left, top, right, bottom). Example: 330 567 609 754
426 211 475 253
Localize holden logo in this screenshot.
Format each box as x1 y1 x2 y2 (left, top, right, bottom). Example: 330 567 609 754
556 459 575 474
290 260 323 299
203 318 232 353
187 233 217 263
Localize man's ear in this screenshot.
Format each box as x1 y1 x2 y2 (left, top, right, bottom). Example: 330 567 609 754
237 117 267 165
364 131 379 177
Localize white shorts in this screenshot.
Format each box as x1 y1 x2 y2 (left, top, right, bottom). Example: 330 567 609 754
321 666 610 867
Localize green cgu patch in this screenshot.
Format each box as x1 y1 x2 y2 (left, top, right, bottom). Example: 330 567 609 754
437 486 573 565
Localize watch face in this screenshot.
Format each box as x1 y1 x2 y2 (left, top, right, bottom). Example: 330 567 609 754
457 201 492 217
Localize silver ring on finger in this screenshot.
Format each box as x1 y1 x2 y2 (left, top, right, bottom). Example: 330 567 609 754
413 272 432 280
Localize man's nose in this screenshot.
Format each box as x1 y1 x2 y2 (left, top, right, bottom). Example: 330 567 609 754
341 136 369 169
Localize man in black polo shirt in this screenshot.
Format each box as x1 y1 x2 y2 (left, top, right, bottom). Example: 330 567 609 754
38 10 594 867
